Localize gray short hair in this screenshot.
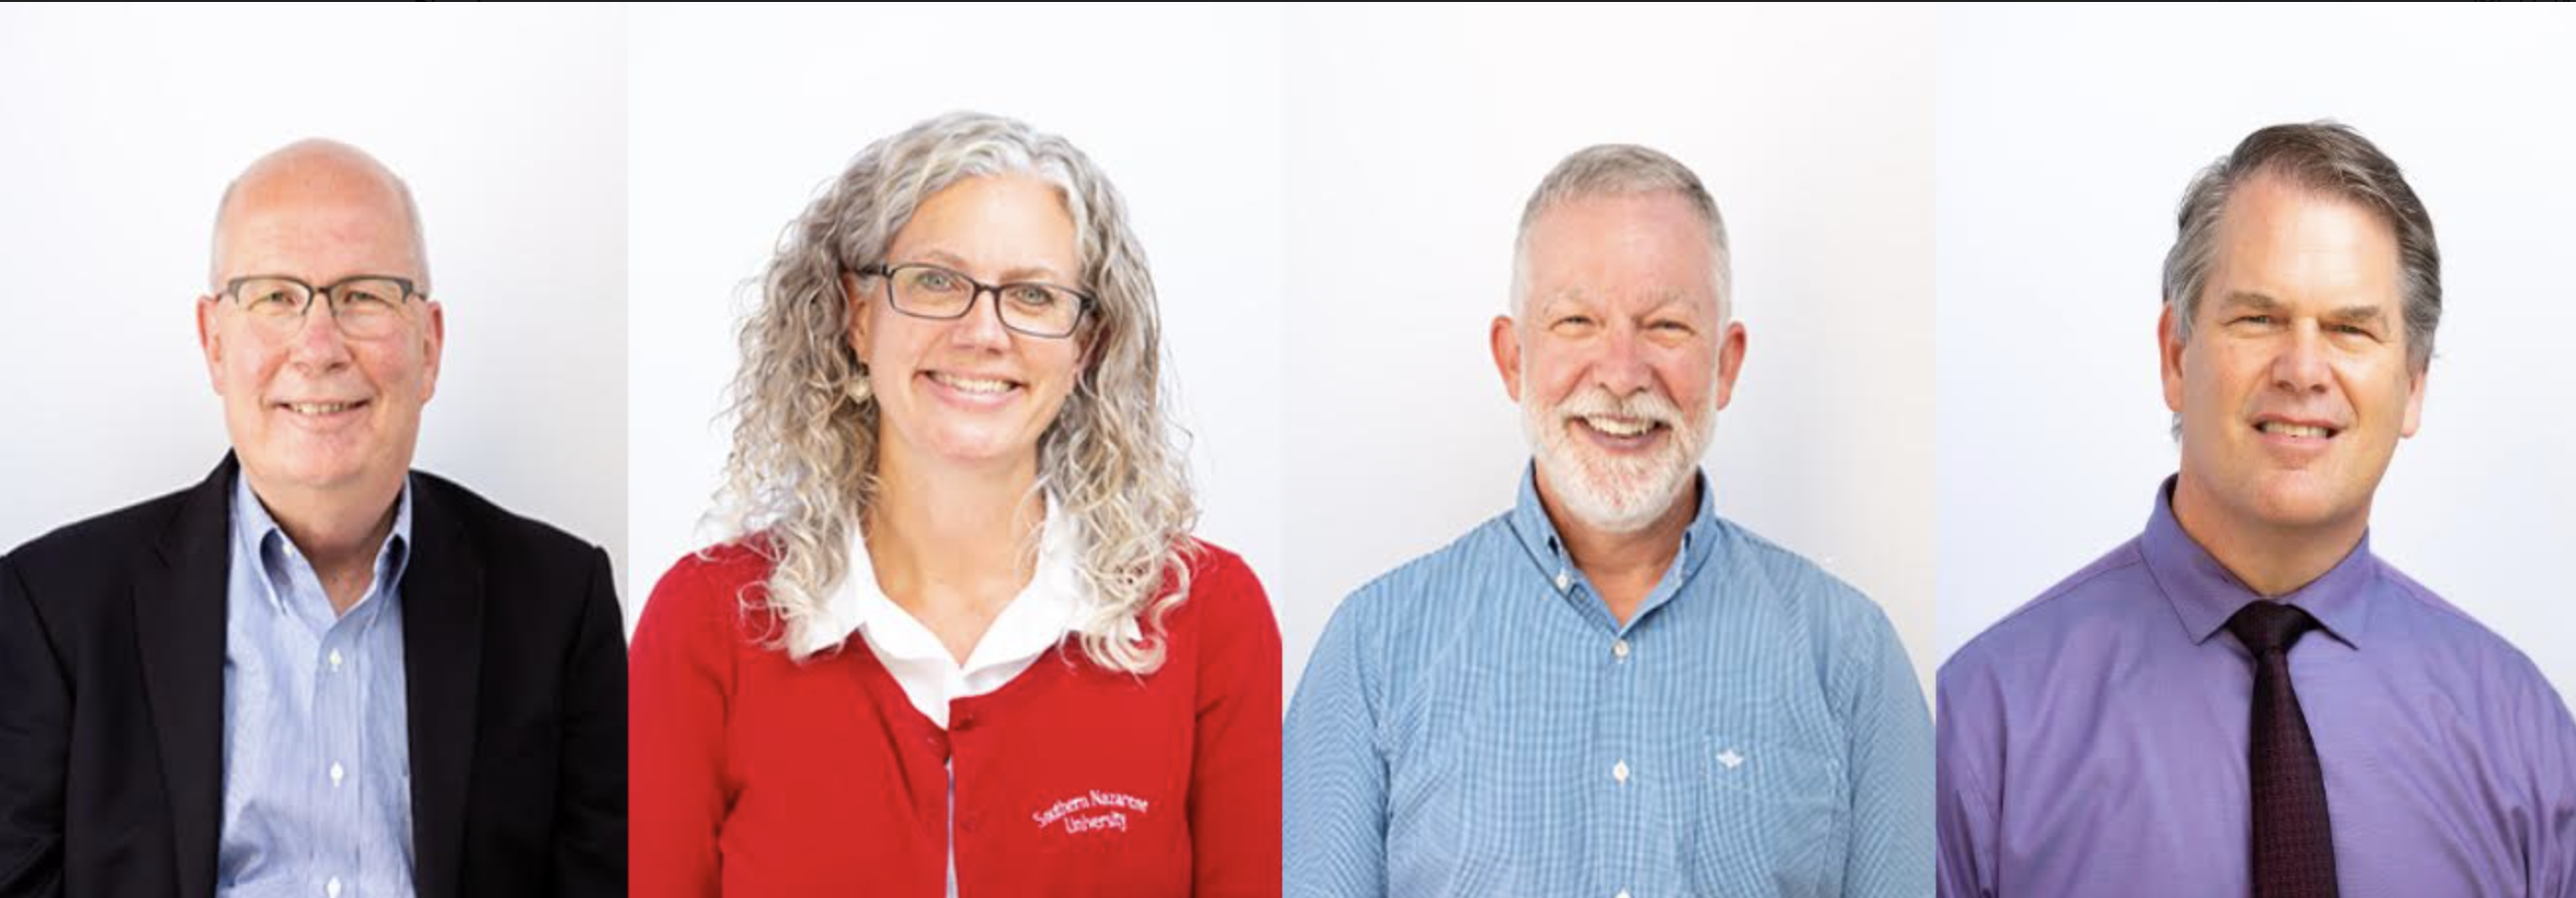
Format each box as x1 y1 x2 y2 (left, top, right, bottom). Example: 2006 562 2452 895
1511 144 1730 321
2161 121 2440 373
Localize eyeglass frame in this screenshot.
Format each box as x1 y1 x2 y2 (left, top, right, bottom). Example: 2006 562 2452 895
217 274 423 333
848 263 1095 340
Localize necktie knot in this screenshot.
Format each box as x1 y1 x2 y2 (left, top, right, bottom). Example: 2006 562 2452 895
2226 600 2320 655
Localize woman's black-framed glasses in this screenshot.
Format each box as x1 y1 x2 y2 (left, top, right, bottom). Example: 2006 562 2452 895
853 263 1092 339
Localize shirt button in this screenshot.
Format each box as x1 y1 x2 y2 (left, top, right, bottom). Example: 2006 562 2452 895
1554 569 1572 592
1617 891 1632 898
1612 638 1630 660
328 649 343 671
324 877 343 898
329 762 345 788
1612 760 1631 784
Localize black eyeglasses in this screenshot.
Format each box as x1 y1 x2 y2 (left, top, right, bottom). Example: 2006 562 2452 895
853 263 1093 339
221 274 420 340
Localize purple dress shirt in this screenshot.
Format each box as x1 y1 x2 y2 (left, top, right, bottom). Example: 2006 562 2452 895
1938 477 2576 897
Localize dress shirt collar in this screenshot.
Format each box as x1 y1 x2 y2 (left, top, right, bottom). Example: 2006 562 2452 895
228 471 415 618
1507 461 1722 620
795 491 1086 666
2141 474 2378 649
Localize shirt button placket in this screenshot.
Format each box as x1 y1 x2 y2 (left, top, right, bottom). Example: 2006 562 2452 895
1607 627 1642 895
319 628 358 891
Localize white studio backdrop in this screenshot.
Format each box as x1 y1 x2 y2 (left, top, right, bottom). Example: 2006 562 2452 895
0 5 630 599
1936 4 2576 696
1281 3 1942 702
624 4 1289 634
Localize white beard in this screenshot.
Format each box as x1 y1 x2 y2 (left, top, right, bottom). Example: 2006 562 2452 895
1522 384 1713 534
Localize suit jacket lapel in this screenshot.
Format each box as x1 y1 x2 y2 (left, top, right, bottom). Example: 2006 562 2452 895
132 455 238 898
401 476 484 898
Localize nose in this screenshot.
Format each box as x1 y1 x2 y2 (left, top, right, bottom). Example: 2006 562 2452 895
2269 321 2332 396
1589 321 1654 398
284 298 356 370
944 287 1015 352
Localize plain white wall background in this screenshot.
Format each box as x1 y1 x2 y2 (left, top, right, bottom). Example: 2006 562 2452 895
624 4 1287 633
19 2 2542 706
0 6 629 595
1936 4 2576 696
1281 4 1941 701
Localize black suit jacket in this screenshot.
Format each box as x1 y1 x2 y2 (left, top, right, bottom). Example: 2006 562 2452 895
0 455 625 898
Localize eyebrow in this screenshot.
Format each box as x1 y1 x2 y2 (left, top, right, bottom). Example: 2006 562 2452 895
2213 290 2282 313
1642 290 1698 315
1537 289 1703 318
1533 288 1587 315
2215 290 2391 325
905 248 1071 284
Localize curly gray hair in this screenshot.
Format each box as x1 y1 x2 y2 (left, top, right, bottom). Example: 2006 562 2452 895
714 111 1197 674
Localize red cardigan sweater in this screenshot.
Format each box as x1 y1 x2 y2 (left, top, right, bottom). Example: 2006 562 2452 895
629 540 1282 897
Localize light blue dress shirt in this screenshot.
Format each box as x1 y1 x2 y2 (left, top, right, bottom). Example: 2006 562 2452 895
220 474 415 898
1286 467 1933 898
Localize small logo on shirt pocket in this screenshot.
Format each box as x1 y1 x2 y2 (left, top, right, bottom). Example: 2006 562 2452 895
1031 790 1154 836
1706 735 1844 808
1692 736 1850 895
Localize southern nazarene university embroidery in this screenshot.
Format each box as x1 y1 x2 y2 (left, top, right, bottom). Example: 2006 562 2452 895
1032 790 1154 836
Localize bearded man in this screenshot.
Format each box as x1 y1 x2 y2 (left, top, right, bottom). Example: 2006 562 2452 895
1283 144 1933 898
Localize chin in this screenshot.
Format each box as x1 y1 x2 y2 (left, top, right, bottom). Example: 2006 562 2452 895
1545 457 1692 534
266 457 371 490
925 431 1035 466
2238 475 2359 530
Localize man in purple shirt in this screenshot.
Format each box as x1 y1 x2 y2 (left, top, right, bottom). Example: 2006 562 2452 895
1937 121 2576 898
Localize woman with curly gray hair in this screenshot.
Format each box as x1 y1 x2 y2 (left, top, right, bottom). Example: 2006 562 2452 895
629 111 1281 897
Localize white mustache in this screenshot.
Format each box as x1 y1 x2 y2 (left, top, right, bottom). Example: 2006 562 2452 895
1551 387 1682 427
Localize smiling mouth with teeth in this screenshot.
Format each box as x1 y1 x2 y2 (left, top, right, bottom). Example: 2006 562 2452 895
1578 415 1660 438
928 371 1020 395
281 401 365 415
2256 421 2337 439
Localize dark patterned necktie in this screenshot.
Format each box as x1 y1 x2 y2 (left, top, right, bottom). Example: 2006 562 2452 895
2224 601 2339 898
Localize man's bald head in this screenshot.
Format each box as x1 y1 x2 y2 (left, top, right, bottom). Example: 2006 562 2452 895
209 139 429 291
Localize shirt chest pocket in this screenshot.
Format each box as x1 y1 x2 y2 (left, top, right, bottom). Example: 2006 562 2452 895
1684 734 1850 898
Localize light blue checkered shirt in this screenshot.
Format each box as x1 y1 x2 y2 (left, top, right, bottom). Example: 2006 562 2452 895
220 474 415 898
1286 466 1932 898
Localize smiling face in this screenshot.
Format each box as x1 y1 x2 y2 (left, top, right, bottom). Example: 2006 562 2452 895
847 173 1088 475
2163 172 2424 539
1495 191 1747 534
197 143 442 501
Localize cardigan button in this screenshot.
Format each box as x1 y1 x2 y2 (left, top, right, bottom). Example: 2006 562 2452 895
960 815 981 833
